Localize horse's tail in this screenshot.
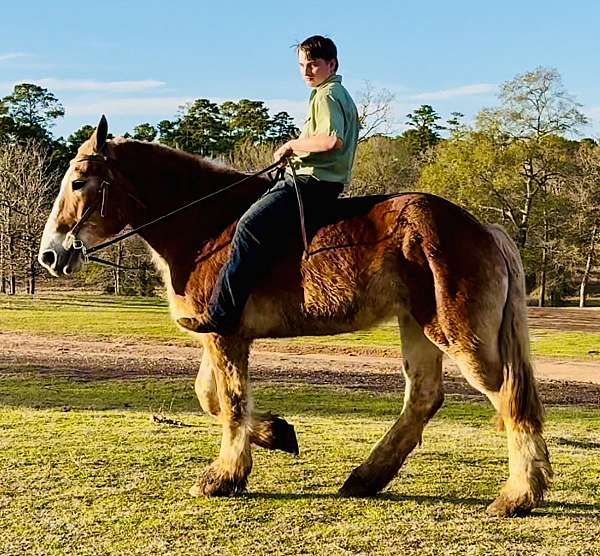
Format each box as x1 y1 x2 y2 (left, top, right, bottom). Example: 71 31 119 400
487 224 553 513
487 224 544 432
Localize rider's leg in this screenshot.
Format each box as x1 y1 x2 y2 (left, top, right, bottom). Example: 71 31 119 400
177 175 343 334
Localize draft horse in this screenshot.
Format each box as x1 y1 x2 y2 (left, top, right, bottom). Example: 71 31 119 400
38 116 552 516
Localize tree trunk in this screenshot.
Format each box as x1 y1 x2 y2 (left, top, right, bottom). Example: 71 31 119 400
0 229 5 294
8 223 16 296
579 223 597 308
538 249 547 307
113 243 123 295
28 244 36 295
538 211 549 307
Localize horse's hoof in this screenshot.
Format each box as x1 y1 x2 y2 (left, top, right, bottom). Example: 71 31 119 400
339 468 379 498
271 417 299 455
486 493 535 517
189 464 248 497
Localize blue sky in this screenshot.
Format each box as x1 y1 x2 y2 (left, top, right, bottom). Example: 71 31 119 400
1 0 599 139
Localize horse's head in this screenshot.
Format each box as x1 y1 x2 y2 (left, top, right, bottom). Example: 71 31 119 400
38 115 131 276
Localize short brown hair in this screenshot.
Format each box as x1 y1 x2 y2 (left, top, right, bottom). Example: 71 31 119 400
297 35 338 72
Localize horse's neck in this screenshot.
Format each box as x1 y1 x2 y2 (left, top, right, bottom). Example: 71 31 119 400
113 141 268 270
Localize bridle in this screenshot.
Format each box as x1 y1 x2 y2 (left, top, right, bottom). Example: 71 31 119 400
62 153 305 270
62 154 112 264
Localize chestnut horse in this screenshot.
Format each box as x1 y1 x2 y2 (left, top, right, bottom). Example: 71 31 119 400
38 116 551 516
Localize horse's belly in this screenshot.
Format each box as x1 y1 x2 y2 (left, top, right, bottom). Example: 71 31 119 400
241 261 407 339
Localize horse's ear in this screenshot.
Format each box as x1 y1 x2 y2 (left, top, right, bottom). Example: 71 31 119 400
90 115 108 152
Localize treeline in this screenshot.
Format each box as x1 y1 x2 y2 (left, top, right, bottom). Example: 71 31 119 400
0 88 302 294
0 68 598 304
417 68 599 307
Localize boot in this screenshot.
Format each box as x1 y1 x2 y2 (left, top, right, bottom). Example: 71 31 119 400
177 313 235 335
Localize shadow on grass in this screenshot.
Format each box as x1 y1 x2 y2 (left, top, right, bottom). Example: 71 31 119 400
553 437 600 450
0 373 497 423
243 491 600 516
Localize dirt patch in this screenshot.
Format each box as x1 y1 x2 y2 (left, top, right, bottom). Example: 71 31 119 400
1 331 599 407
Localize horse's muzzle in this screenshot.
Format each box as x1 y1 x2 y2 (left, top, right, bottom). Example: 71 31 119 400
38 245 84 276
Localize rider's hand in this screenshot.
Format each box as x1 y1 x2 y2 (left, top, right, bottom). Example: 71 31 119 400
274 142 294 162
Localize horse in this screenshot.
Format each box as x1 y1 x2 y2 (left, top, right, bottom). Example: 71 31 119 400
38 116 552 517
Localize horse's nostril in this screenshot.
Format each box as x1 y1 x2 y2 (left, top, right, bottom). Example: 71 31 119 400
41 250 56 267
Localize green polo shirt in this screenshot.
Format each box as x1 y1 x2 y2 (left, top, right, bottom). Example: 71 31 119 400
293 74 359 185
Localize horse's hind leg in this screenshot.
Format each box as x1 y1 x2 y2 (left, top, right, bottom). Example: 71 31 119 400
340 311 444 497
452 350 552 517
195 338 298 455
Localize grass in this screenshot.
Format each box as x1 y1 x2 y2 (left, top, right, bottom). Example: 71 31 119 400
1 292 599 553
1 292 599 359
0 371 599 555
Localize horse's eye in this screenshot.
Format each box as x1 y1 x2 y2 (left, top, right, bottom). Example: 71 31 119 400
72 179 87 191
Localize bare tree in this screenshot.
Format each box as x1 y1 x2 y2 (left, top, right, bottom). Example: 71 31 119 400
0 140 58 294
355 81 395 141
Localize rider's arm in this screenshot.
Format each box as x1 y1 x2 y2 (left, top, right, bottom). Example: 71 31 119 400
274 135 341 160
275 93 345 160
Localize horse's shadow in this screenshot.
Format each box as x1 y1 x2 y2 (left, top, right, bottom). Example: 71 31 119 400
244 491 600 518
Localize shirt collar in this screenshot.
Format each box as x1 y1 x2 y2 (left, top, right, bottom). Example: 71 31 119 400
316 74 342 89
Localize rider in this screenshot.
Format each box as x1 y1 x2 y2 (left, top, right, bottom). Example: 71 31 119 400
178 35 359 334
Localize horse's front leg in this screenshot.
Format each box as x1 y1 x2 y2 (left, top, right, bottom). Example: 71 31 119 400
195 336 299 455
190 335 253 497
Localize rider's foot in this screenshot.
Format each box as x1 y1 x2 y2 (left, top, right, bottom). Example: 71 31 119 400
177 313 235 335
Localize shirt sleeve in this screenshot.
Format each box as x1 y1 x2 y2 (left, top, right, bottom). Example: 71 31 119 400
314 93 346 138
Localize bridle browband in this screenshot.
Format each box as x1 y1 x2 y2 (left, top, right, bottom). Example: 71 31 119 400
63 153 304 269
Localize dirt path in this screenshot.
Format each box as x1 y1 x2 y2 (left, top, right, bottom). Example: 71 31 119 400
1 331 599 406
527 307 600 333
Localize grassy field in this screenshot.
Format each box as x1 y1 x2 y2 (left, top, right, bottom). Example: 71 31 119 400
1 372 599 555
1 293 599 359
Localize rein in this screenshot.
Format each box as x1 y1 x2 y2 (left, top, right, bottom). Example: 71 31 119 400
64 154 307 270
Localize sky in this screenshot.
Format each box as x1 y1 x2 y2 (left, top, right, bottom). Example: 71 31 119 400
1 0 599 140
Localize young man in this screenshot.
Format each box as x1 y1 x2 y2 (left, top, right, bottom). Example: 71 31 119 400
178 35 359 334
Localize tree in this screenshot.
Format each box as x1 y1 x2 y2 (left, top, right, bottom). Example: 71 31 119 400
267 111 299 143
403 104 444 153
221 99 271 145
178 99 229 155
0 140 58 294
0 100 16 144
157 119 179 148
570 143 600 306
446 112 466 137
477 67 587 140
355 81 395 141
419 68 588 305
63 124 96 159
348 135 420 196
132 123 157 142
1 83 64 143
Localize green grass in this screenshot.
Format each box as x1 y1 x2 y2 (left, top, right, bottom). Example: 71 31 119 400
0 292 185 342
530 329 600 359
0 372 599 555
2 292 599 359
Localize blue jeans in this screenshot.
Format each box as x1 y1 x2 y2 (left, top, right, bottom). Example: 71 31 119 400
207 173 343 330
